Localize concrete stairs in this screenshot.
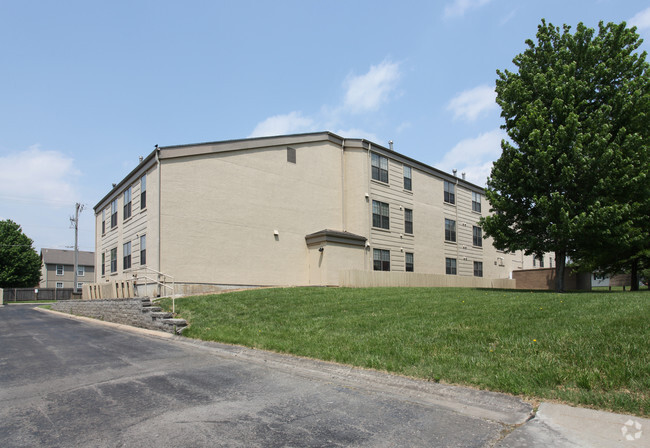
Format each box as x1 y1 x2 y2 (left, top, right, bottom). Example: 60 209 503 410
141 298 188 334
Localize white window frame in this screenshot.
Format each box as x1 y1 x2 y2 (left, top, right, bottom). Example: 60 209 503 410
56 265 64 276
56 282 64 288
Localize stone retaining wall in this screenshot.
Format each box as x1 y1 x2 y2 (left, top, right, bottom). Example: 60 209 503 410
51 298 186 334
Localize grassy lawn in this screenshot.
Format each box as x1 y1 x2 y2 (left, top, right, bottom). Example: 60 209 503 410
160 287 649 417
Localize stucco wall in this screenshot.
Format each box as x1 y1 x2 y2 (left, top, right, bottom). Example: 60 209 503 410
159 142 344 286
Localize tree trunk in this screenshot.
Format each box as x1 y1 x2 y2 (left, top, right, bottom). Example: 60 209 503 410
630 258 639 291
554 250 566 293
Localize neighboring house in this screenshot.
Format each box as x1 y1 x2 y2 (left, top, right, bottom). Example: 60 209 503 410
40 249 95 289
93 131 542 291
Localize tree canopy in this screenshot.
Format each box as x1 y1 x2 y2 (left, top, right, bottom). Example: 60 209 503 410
480 20 650 292
0 219 41 288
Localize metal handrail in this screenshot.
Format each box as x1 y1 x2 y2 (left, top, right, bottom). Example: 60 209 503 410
131 267 177 314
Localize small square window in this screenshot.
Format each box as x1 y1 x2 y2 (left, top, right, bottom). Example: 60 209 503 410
287 147 296 163
56 282 64 288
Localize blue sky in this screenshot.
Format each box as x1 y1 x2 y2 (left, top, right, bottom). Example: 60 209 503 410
1 0 649 253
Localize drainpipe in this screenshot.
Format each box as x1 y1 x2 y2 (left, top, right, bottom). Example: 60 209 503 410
156 147 161 279
341 138 346 231
367 142 372 271
455 172 459 270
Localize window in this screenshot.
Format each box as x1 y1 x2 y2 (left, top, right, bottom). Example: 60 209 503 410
404 209 413 234
474 261 483 277
373 249 390 271
110 248 117 273
77 265 85 276
403 166 412 191
539 256 544 268
56 282 64 288
371 153 389 183
446 258 457 275
102 209 106 234
111 199 118 228
101 253 105 276
405 252 414 272
472 192 482 213
473 226 483 247
444 180 455 204
372 200 390 229
123 187 132 220
140 174 147 209
445 218 456 242
287 147 296 163
140 235 146 265
77 282 83 289
123 242 131 270
56 265 64 276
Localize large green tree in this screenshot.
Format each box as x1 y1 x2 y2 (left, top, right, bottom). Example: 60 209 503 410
0 220 41 288
480 20 650 292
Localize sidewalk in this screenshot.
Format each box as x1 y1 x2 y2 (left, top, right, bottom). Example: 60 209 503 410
498 403 648 447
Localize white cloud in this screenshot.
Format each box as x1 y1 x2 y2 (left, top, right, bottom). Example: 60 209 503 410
343 60 401 114
0 145 79 205
437 129 505 186
447 85 497 122
629 7 650 30
248 111 316 138
444 0 492 19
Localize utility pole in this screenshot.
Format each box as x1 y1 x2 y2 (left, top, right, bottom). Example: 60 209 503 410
70 203 84 294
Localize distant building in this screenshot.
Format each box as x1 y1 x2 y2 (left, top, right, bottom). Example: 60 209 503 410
40 248 95 289
93 132 543 292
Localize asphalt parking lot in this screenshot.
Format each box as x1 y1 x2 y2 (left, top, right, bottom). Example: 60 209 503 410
1 304 646 447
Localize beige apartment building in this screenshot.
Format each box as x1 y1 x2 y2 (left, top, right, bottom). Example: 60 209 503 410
93 132 545 293
40 248 95 289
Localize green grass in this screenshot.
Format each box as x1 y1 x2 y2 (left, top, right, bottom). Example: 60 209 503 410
160 287 650 416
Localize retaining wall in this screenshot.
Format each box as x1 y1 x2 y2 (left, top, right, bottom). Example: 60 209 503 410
51 298 185 334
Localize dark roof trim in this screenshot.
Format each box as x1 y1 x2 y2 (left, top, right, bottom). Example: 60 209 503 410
343 139 485 192
158 131 344 160
94 149 158 212
305 229 367 247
